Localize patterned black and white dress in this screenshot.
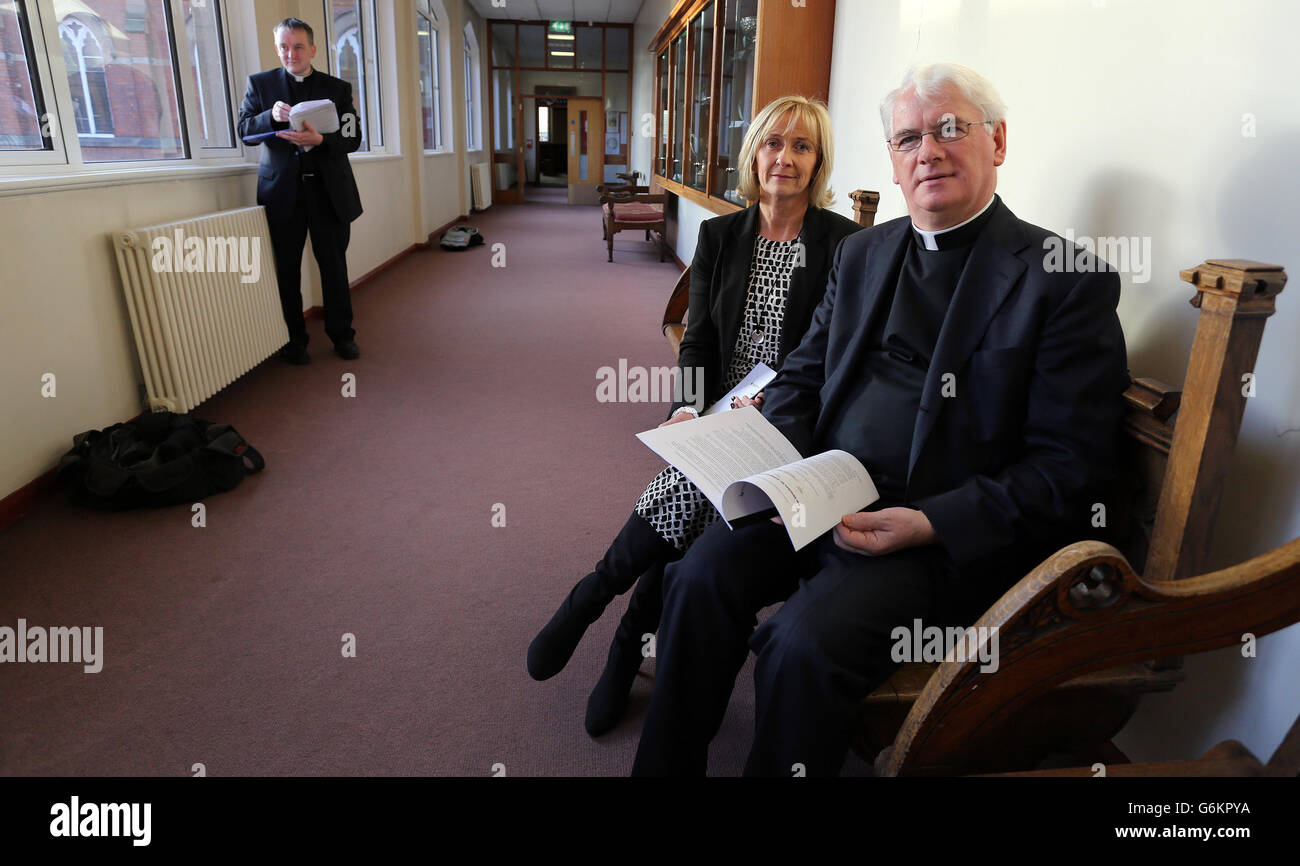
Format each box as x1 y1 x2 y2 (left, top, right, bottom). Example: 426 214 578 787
634 234 801 550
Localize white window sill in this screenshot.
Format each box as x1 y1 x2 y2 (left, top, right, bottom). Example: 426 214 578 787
351 152 403 163
0 161 256 199
423 149 457 157
0 151 406 197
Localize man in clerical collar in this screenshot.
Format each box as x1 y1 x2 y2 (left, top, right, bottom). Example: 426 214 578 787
631 63 1129 776
238 17 364 365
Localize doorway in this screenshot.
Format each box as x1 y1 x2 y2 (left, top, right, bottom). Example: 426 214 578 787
534 98 567 189
564 97 604 205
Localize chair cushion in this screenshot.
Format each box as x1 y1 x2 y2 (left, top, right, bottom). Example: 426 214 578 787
613 202 664 222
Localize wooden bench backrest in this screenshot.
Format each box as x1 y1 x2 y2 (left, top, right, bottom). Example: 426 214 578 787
1116 260 1287 582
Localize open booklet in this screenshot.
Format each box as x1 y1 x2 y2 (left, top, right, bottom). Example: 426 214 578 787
241 99 340 148
636 406 879 550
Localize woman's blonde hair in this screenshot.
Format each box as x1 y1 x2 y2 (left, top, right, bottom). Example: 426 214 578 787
735 95 835 208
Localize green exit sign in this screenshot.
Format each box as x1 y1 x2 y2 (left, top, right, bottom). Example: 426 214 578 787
549 21 572 34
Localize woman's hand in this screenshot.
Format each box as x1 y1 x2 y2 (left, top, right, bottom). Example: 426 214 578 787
731 390 765 410
658 410 698 428
833 508 937 556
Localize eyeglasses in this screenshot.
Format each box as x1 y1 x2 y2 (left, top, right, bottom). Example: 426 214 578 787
886 119 994 152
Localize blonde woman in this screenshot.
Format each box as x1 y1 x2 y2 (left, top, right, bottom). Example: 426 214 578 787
528 96 863 736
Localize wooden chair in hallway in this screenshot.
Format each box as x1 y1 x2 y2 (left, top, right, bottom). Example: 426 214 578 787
863 258 1297 775
600 185 666 263
661 190 882 358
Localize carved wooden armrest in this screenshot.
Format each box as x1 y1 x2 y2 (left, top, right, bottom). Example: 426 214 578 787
877 535 1300 776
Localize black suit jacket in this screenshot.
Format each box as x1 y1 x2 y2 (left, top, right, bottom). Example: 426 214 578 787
671 203 864 416
237 67 363 223
762 197 1129 581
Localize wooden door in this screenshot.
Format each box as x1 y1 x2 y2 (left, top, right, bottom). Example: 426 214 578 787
566 97 604 205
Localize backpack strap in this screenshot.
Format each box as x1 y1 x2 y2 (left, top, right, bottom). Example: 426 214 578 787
206 427 265 473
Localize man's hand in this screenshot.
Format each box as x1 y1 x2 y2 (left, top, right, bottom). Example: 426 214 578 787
833 508 937 556
276 120 324 148
271 101 293 123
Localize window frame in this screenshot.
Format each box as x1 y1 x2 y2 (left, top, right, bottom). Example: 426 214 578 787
0 0 253 177
417 1 443 152
174 0 240 159
1 0 66 167
462 21 481 152
322 0 386 154
418 0 452 155
41 0 192 168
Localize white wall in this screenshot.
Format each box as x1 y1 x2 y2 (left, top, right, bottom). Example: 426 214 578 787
0 0 491 504
823 0 1300 766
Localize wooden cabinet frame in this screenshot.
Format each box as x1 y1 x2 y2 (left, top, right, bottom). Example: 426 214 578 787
650 0 836 215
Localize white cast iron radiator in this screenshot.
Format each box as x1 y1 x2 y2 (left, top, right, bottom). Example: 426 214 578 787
471 162 492 211
113 206 288 413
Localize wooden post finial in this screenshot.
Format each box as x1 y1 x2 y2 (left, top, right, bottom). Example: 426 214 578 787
1146 260 1288 583
849 189 880 228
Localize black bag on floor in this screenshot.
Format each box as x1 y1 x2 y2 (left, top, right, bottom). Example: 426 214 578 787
439 225 485 250
57 412 265 510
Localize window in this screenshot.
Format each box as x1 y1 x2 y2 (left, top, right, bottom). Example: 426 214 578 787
59 18 113 137
56 1 186 163
417 0 442 150
0 0 52 152
463 22 480 151
0 0 256 173
324 0 383 152
181 0 234 150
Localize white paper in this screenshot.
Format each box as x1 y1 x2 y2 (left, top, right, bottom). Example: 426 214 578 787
720 450 879 550
290 99 340 151
636 407 802 510
636 407 879 551
703 362 778 415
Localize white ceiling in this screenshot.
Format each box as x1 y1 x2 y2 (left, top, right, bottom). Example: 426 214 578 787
466 0 645 24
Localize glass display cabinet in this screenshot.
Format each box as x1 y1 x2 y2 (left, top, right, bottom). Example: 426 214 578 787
651 0 835 214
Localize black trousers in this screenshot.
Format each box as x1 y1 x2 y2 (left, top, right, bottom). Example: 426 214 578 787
268 175 355 349
630 518 986 777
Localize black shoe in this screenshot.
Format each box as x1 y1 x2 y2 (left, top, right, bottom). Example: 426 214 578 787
527 513 675 682
585 562 666 737
334 341 361 360
280 344 310 365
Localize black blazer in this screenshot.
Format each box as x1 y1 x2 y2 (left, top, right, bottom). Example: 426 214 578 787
237 67 363 224
763 197 1129 579
671 203 864 416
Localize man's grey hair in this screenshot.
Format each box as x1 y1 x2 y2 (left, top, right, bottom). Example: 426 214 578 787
879 63 1008 137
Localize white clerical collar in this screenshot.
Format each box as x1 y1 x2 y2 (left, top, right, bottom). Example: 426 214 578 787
289 69 312 83
912 195 996 251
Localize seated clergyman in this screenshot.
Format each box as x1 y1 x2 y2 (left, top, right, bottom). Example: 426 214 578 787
631 62 1130 776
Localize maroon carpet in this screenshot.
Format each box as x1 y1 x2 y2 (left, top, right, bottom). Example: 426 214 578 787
0 196 841 776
